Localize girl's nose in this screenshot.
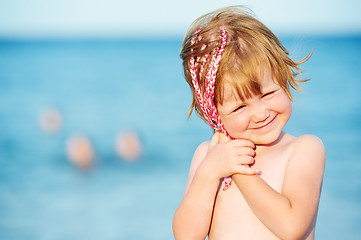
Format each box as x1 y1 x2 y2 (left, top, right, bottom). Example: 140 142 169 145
251 103 269 123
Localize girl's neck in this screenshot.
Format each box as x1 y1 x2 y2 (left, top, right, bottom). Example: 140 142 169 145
255 131 289 155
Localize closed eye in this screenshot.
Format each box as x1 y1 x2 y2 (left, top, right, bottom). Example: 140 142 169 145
233 105 246 112
262 90 276 98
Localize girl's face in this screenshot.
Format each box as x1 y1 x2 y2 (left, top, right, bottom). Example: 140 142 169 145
217 68 292 145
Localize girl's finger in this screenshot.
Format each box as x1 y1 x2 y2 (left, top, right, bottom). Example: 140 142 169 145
232 139 255 148
230 146 255 158
237 156 255 165
237 147 255 157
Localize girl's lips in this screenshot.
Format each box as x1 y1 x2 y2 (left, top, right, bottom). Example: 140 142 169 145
251 114 277 130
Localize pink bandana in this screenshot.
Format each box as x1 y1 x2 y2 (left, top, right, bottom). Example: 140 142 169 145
189 27 232 191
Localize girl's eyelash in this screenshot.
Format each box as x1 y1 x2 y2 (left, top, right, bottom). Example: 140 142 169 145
233 105 246 112
262 90 276 97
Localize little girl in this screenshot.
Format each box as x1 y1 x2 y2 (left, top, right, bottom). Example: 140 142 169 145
173 6 325 240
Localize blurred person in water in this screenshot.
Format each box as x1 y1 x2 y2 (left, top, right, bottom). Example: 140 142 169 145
66 134 94 170
39 107 62 134
115 130 142 161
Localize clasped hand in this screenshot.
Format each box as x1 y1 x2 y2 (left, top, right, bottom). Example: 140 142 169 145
199 132 260 180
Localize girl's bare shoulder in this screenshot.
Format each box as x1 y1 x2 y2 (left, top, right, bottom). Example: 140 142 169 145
290 134 326 165
293 134 325 151
190 141 210 168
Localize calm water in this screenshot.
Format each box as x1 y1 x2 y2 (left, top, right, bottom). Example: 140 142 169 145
0 36 360 239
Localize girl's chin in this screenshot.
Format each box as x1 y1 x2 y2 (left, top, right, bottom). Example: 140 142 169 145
231 132 282 145
252 132 284 146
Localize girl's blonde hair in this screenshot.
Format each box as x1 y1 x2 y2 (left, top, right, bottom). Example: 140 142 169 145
180 6 311 123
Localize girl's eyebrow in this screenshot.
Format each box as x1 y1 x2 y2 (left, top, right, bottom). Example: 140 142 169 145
262 86 278 93
261 82 280 91
218 100 236 113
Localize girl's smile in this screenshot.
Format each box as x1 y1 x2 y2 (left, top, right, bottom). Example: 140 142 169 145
249 113 277 131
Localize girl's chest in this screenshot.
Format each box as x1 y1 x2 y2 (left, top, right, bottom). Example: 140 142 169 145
210 148 292 238
253 152 290 192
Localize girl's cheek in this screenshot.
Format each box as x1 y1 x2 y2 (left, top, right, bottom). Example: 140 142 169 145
281 97 292 114
226 114 249 132
235 114 248 127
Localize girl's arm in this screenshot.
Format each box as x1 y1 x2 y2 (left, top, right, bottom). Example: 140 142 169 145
172 141 219 240
173 133 259 240
232 135 326 240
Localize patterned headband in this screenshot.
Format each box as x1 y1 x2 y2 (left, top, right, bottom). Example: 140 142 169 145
189 27 232 139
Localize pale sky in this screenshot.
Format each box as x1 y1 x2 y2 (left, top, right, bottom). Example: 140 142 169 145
0 0 360 38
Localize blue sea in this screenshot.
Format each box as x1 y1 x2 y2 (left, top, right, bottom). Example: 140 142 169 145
0 35 360 240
